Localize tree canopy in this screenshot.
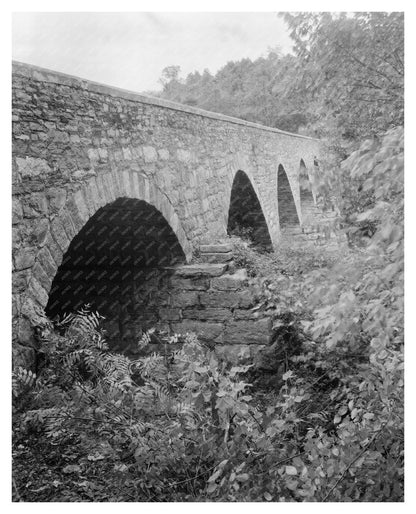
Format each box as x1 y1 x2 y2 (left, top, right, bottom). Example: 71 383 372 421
156 12 403 145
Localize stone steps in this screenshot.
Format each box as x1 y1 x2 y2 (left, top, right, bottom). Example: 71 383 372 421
153 248 273 362
199 243 233 264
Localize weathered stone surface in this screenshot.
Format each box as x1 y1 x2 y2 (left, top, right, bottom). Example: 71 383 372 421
201 252 233 263
223 319 272 345
233 308 262 320
173 263 228 277
47 189 67 213
142 146 157 163
13 270 30 293
182 308 231 321
12 342 36 370
159 308 181 321
33 219 50 246
170 276 210 291
200 243 233 253
170 291 200 308
199 290 256 309
26 193 48 214
36 246 58 277
15 156 52 178
12 198 23 223
211 269 248 291
171 320 223 343
14 247 37 271
27 277 49 306
31 262 52 292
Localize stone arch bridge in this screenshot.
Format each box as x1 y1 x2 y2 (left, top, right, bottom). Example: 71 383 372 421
12 61 338 364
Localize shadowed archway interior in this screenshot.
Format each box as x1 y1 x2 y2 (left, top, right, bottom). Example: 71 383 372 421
227 170 272 250
277 164 300 228
46 197 186 352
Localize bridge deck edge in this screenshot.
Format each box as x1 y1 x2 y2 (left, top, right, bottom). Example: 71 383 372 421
12 60 319 143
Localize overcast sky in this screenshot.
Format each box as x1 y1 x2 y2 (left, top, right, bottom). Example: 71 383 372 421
12 12 293 93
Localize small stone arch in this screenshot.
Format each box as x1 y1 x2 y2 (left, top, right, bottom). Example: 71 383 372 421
277 164 300 228
227 169 273 250
19 169 192 348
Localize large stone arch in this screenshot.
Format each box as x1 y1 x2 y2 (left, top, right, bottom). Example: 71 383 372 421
226 169 273 250
277 164 300 229
18 169 192 347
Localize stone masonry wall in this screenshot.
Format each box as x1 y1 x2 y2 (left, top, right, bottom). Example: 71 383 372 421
12 61 322 363
149 260 271 364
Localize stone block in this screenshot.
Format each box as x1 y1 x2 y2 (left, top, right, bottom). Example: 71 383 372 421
198 290 256 309
170 276 210 291
170 291 199 308
12 342 36 370
233 309 262 320
50 218 70 253
159 308 181 321
27 193 48 214
36 246 58 277
211 269 248 291
12 270 29 293
31 262 52 292
200 243 233 253
202 252 233 263
173 263 228 277
199 291 238 309
44 232 63 267
14 247 37 270
158 149 170 160
176 149 192 162
142 146 158 163
16 156 52 178
224 319 272 345
12 198 23 224
182 308 231 321
171 320 223 343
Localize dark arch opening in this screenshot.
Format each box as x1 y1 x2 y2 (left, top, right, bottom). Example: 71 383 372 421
299 159 316 225
227 170 272 251
277 164 300 228
46 197 186 353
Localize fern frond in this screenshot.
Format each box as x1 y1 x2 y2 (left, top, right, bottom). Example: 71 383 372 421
12 367 36 397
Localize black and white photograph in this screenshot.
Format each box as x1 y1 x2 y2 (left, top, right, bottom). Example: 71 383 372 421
9 3 406 504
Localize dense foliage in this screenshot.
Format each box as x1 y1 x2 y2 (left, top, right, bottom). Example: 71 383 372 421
156 12 403 152
157 51 308 133
281 12 404 142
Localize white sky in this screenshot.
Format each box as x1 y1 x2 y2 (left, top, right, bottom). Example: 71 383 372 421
12 12 293 93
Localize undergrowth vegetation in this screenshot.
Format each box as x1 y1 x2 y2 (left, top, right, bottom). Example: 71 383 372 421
12 128 403 502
